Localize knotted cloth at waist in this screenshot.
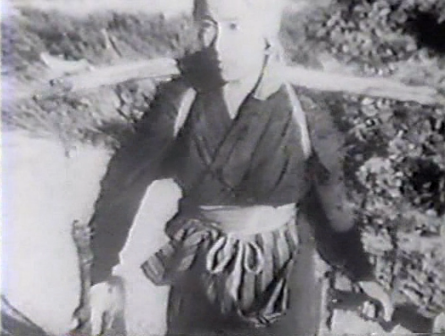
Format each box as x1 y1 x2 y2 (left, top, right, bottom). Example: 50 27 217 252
197 203 296 235
141 203 299 326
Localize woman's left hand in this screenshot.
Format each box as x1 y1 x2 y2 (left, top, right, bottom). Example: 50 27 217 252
357 281 394 322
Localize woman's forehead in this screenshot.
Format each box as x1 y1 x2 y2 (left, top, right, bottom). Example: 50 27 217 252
195 0 286 36
198 0 252 21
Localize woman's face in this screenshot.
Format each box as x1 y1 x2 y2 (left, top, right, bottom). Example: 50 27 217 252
195 0 267 82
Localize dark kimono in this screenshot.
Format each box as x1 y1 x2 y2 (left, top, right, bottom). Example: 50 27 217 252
89 52 374 336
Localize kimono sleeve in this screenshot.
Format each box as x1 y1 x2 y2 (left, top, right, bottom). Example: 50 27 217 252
89 80 188 285
300 102 375 282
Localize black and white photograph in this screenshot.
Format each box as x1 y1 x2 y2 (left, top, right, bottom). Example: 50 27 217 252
1 0 445 335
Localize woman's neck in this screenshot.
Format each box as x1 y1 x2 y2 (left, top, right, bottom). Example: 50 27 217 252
222 62 264 120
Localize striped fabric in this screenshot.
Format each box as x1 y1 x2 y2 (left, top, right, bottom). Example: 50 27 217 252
141 212 299 327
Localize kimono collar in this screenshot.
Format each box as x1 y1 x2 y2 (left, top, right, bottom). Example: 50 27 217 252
251 51 286 101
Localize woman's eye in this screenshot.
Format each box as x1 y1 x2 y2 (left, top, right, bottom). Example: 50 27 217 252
199 22 215 33
199 21 217 45
200 20 215 31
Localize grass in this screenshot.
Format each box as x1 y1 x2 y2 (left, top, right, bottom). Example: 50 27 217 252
2 10 198 148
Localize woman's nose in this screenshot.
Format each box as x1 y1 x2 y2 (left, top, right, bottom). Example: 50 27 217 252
211 30 230 58
200 28 216 49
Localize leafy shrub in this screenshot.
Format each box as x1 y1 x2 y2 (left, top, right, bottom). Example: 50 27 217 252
286 0 445 315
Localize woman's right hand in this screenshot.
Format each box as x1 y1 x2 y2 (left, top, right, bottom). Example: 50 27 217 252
91 276 125 335
358 281 394 322
72 276 125 336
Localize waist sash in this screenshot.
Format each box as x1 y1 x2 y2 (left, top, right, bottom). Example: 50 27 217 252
141 203 299 326
198 203 296 236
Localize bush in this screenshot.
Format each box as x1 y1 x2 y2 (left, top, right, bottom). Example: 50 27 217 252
285 0 445 316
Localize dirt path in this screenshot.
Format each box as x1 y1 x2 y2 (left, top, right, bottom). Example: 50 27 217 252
2 131 110 334
2 131 186 335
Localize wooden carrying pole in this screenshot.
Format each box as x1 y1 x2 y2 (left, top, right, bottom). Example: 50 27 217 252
26 56 445 106
30 57 180 101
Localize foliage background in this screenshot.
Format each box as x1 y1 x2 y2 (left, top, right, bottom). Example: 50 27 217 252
2 0 444 320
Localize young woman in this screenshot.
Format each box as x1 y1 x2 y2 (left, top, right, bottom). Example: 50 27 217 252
86 0 393 335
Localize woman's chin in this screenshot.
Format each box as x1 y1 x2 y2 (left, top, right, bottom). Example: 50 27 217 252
218 70 246 83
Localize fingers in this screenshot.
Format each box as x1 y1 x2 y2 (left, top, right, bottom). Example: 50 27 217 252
70 302 92 335
368 288 393 322
379 297 394 322
361 301 378 319
91 307 105 336
89 279 125 336
69 315 81 331
90 283 112 336
358 281 394 322
91 310 119 336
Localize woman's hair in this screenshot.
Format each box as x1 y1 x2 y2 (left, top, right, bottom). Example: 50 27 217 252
192 0 286 40
192 0 206 19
